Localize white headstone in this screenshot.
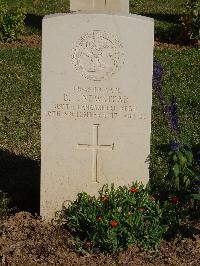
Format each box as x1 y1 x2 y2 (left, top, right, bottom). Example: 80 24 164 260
70 0 129 13
41 12 154 219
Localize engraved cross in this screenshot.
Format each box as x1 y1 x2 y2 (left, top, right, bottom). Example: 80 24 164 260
77 124 114 183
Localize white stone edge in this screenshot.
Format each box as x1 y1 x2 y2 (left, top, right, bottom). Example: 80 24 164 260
43 11 154 23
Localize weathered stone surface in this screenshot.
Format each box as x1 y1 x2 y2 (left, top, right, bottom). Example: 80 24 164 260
70 0 129 13
41 12 154 219
106 0 129 13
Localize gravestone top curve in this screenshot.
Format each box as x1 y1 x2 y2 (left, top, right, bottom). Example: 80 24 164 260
44 12 154 22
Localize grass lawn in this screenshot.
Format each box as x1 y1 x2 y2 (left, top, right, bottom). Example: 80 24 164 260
0 48 40 160
4 0 70 14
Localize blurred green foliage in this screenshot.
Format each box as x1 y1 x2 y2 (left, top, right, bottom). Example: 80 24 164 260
0 1 26 42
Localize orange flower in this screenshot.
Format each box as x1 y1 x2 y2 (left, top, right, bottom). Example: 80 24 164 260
110 220 118 228
100 195 109 202
96 215 103 222
130 187 138 193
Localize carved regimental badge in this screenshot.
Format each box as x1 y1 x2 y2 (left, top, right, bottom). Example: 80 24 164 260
71 30 125 81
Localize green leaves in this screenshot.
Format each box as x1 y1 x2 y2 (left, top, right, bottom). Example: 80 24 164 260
177 152 187 166
181 0 200 43
191 194 200 200
173 164 180 177
168 147 199 193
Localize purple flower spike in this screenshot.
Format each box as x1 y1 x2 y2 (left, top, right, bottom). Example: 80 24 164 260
152 61 169 115
196 151 200 164
153 61 164 93
193 180 200 192
153 61 164 81
152 61 180 136
168 97 180 134
170 140 180 152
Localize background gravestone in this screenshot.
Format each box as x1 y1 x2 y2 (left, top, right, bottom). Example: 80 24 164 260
41 8 154 219
70 0 129 13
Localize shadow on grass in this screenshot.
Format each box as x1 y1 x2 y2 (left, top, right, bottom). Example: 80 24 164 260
0 149 40 214
157 144 200 154
23 12 181 31
133 12 186 45
24 12 192 45
142 13 181 24
25 13 43 30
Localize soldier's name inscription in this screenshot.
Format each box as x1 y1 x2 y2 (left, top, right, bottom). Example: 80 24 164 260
46 85 147 120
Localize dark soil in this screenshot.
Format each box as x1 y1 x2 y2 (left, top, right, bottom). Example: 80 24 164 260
0 212 199 266
0 35 41 49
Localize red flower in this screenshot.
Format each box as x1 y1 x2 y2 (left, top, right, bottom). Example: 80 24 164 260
130 187 138 193
110 220 118 228
139 208 145 212
170 196 179 204
96 215 103 222
100 195 109 202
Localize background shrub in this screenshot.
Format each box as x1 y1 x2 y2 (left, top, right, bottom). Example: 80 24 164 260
180 0 200 44
0 1 26 42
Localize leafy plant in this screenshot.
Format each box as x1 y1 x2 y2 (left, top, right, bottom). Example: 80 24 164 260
0 1 26 42
161 196 190 237
180 0 200 44
165 145 200 225
167 145 198 191
61 183 166 253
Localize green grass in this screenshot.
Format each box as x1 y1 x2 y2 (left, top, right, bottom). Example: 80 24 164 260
4 0 70 15
0 48 41 160
153 48 200 145
130 0 185 15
